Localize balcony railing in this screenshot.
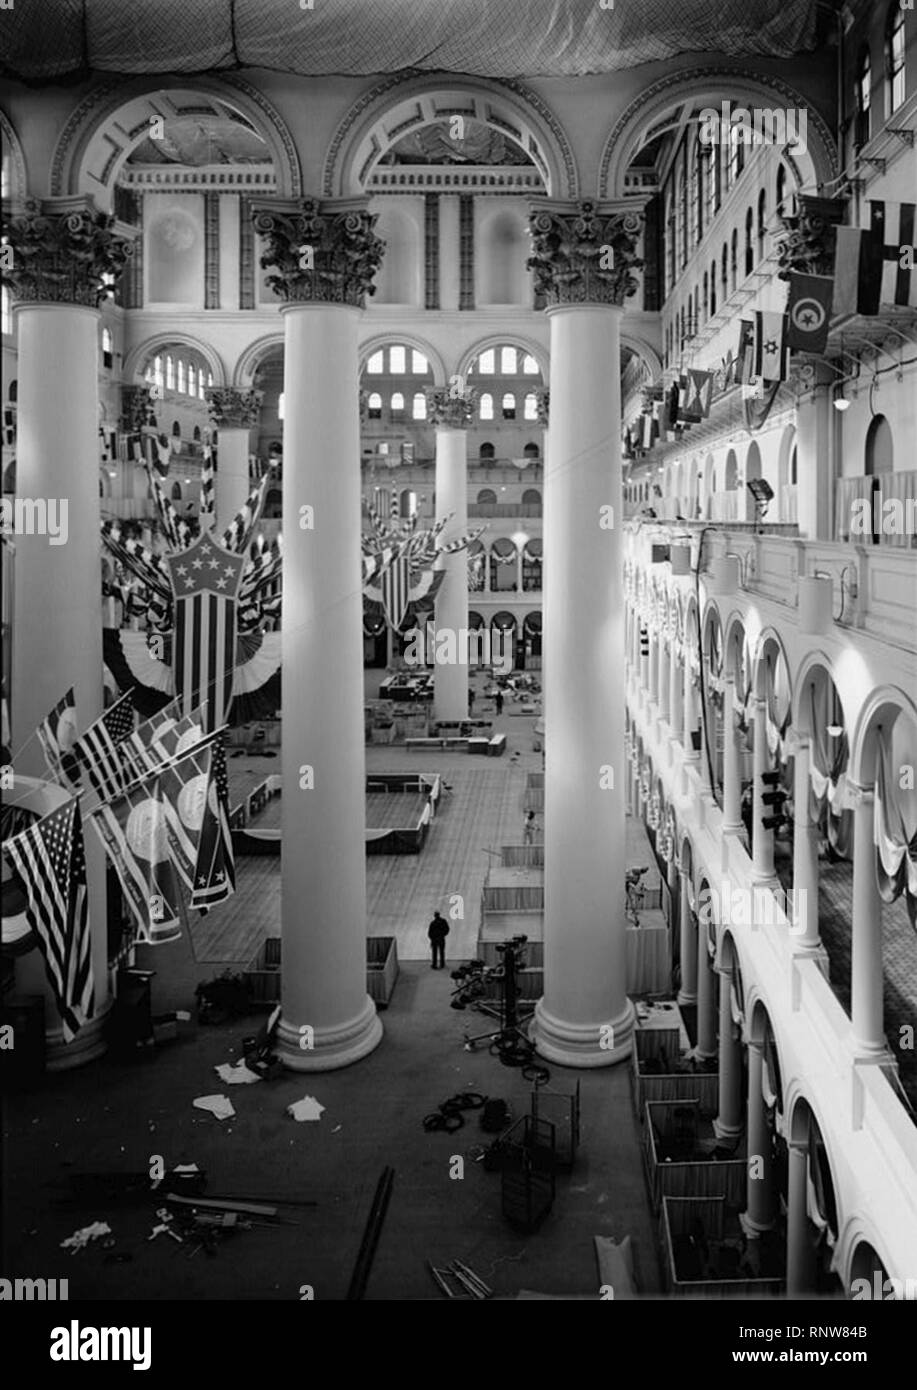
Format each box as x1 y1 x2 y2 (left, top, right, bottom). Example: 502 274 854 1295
468 503 542 518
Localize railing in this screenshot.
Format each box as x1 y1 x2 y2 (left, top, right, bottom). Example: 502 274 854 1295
468 503 542 518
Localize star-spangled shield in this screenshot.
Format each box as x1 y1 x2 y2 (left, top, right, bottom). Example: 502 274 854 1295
165 533 248 734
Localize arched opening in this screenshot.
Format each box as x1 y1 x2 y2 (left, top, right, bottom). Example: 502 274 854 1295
786 1098 842 1295
489 539 518 592
743 440 763 522
522 537 543 592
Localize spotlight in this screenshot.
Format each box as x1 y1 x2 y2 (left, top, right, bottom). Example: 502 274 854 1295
746 479 774 505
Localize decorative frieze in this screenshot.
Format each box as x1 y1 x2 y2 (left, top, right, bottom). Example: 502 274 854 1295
1 196 137 308
776 196 846 280
250 196 384 307
205 387 264 430
424 387 478 428
527 200 643 307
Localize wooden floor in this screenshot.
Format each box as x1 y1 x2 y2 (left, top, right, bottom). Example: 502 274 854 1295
206 675 659 966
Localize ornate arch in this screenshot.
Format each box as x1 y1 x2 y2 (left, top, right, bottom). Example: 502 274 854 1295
0 108 28 201
751 625 792 702
50 74 301 211
359 332 447 386
323 74 578 199
455 332 550 386
232 334 285 388
124 333 226 386
598 65 839 201
792 650 849 736
621 332 663 382
849 684 917 787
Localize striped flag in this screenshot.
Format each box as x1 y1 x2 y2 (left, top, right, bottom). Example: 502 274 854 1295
200 442 216 519
37 688 80 785
749 311 789 383
5 798 95 1040
834 223 886 318
166 532 247 734
685 369 714 419
871 200 917 309
221 471 272 555
187 732 235 912
70 689 136 803
120 701 207 789
380 554 412 632
90 777 183 946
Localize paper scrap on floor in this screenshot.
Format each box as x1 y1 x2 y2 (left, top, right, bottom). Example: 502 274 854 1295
193 1094 236 1121
287 1096 325 1122
60 1221 112 1253
215 1060 262 1085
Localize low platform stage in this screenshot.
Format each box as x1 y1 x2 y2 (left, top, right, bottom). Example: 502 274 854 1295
230 772 441 856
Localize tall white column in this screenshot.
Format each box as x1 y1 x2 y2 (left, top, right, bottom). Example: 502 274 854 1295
850 781 885 1055
6 199 135 1068
695 915 717 1061
529 199 642 1067
677 869 698 1005
742 1038 776 1233
714 964 744 1140
722 673 743 832
795 373 833 541
669 646 683 740
751 696 776 880
253 196 384 1070
205 388 263 533
649 629 659 707
659 640 671 723
683 658 699 760
427 396 472 722
792 736 821 948
786 1140 813 1295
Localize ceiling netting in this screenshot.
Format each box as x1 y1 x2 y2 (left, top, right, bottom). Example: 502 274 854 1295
1 0 819 82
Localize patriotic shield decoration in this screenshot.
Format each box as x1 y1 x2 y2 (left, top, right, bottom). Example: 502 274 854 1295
165 533 248 734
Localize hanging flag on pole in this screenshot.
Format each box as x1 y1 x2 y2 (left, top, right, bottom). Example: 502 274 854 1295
870 199 917 309
685 368 714 419
787 272 834 353
5 797 95 1040
833 223 885 317
36 688 80 785
165 533 247 734
91 777 184 946
750 311 790 382
69 689 136 803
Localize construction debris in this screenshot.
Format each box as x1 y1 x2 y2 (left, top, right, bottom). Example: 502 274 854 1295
60 1221 112 1253
287 1096 324 1122
192 1094 235 1121
214 1060 262 1085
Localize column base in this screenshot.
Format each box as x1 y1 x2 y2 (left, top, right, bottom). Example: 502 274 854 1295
46 1000 112 1072
530 996 635 1069
276 995 383 1072
713 1117 744 1142
677 987 698 1007
740 1207 776 1238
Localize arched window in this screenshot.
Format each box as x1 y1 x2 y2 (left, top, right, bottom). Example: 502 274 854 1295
500 346 517 374
479 393 494 421
171 420 181 438
706 144 720 222
399 489 417 519
730 129 745 182
665 194 676 292
8 378 16 403
367 392 383 420
757 189 767 261
277 392 285 422
522 488 541 506
888 3 906 113
865 414 894 475
522 354 539 375
477 349 495 374
389 345 406 374
366 350 384 374
171 481 182 501
207 372 213 387
411 350 428 374
177 359 186 393
523 392 538 421
702 271 709 322
523 442 540 458
390 392 405 416
695 139 705 243
856 45 872 146
721 244 728 302
193 425 201 442
199 373 206 400
730 229 738 292
710 260 717 315
101 327 113 368
412 391 427 420
790 442 798 485
776 163 788 217
477 488 497 505
479 441 495 459
188 364 196 397
165 355 175 390
745 207 755 277
502 393 516 420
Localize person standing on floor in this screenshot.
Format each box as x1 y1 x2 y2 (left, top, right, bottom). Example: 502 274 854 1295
468 686 476 715
524 810 537 844
495 689 504 716
428 909 449 970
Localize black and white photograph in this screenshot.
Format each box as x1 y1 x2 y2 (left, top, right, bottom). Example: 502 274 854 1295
1 0 916 1360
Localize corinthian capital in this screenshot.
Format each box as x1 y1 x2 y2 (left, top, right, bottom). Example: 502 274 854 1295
424 386 478 428
205 387 263 429
1 196 137 308
527 200 643 307
776 196 846 280
250 196 385 307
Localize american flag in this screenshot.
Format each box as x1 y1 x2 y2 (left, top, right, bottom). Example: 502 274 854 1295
5 798 95 1040
71 689 136 803
200 442 216 519
36 687 80 785
159 730 235 911
166 534 247 734
118 701 207 789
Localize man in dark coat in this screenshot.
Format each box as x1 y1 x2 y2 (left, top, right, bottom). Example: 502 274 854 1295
428 909 449 969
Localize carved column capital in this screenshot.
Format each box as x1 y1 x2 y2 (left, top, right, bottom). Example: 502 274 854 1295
250 196 385 307
424 387 477 428
205 387 263 429
1 196 138 308
527 200 643 307
776 196 847 281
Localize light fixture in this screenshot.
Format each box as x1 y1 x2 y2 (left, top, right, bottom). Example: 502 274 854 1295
826 724 843 738
833 387 851 412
